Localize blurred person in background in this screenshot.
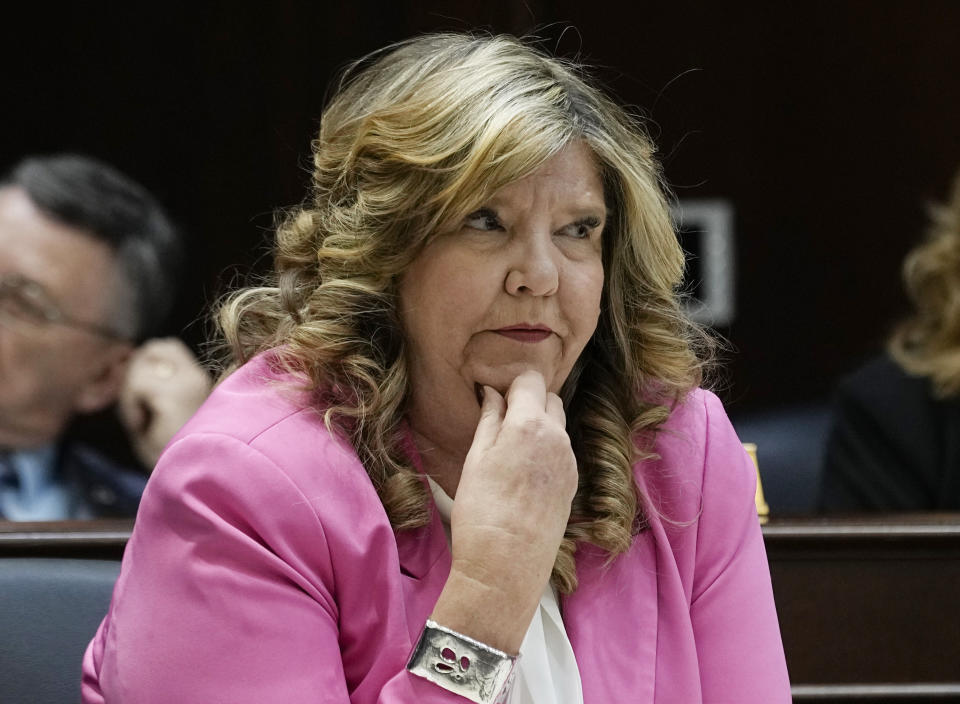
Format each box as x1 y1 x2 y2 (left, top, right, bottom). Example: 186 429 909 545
0 154 210 521
821 167 960 511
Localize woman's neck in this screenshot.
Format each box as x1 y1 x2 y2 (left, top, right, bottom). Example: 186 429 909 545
411 426 470 498
407 406 476 498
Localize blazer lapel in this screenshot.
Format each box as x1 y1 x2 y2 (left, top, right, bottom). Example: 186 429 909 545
562 531 659 702
396 504 449 580
395 501 452 642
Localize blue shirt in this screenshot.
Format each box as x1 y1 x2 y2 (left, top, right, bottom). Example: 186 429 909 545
0 446 77 520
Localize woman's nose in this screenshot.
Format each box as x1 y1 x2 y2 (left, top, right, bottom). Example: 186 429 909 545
504 233 559 296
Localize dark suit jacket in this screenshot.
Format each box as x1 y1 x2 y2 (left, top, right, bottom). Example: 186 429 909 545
57 407 149 518
60 442 148 517
819 354 960 511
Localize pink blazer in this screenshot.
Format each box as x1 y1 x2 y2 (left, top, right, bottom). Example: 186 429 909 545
83 353 791 703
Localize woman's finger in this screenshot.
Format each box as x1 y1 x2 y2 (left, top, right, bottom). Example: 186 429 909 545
470 384 506 450
545 392 566 428
503 370 548 421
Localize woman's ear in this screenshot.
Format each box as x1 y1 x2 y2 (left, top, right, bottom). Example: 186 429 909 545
72 341 135 414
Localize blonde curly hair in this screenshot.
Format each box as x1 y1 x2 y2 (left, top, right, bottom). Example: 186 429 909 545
218 32 709 593
889 168 960 397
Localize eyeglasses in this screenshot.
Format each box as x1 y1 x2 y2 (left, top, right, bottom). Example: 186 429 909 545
0 272 127 340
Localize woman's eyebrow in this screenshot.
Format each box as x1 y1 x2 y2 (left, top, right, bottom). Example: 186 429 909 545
475 198 606 218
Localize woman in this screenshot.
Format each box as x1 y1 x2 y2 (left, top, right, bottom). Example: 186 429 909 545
83 33 790 703
821 167 960 510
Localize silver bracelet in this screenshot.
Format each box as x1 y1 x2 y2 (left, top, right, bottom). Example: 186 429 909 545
406 620 519 704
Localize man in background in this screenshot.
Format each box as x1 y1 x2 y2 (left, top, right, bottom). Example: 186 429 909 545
0 154 210 520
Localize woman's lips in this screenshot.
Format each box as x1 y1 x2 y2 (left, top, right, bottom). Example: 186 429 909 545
493 326 553 342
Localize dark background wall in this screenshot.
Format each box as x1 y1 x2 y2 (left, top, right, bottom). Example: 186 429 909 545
3 1 959 414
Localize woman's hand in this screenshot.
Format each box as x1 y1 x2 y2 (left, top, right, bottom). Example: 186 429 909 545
430 370 578 653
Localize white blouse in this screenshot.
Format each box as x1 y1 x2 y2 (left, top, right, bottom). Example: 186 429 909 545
426 477 585 704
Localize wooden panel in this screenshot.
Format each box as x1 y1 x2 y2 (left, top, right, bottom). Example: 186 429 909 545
764 514 960 698
4 513 959 700
0 520 131 560
791 683 960 702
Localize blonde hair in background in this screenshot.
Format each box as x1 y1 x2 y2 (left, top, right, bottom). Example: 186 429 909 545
889 168 960 397
218 32 711 593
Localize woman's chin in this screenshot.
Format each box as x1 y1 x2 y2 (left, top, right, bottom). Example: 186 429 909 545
470 362 565 396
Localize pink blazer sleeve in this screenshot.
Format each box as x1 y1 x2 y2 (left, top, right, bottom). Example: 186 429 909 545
81 432 463 704
689 392 791 701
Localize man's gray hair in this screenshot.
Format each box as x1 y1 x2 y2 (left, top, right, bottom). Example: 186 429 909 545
3 154 183 341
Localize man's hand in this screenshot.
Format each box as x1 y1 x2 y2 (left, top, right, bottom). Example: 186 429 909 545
118 338 212 469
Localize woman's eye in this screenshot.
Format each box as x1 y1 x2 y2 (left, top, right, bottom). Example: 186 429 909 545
559 217 601 240
463 209 502 231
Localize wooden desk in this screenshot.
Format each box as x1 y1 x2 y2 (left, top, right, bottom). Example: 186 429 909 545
765 514 960 702
0 520 131 560
4 515 959 701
